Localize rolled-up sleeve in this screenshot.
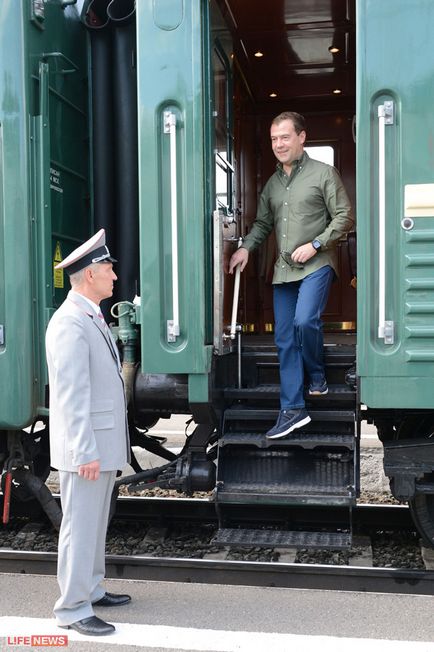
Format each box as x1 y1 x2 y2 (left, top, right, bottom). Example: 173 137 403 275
316 167 354 250
242 182 275 252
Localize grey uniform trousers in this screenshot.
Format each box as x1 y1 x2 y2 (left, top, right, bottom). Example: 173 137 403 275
54 469 116 626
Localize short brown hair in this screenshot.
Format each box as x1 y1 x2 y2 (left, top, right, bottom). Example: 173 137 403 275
271 111 306 135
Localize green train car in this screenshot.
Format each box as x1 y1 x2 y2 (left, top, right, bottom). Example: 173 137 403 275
1 0 434 547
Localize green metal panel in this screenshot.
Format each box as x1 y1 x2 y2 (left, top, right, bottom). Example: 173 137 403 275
136 0 212 377
0 2 33 428
25 4 90 310
0 2 89 429
357 0 434 408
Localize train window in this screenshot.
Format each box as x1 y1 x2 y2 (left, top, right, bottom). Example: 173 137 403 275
305 145 335 166
213 45 234 215
216 151 234 213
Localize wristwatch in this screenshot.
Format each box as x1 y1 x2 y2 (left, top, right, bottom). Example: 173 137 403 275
312 239 321 251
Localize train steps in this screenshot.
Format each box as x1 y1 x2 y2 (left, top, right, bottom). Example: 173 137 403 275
215 429 356 508
223 383 355 410
213 335 357 549
212 528 351 550
213 427 356 550
222 404 356 429
214 404 359 549
216 336 357 404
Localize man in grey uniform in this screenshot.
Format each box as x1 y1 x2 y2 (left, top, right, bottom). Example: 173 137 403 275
46 229 131 636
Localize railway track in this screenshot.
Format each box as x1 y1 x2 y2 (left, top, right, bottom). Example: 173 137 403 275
1 548 433 595
1 498 434 594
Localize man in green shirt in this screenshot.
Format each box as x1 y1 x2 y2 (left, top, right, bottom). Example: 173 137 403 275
229 111 354 439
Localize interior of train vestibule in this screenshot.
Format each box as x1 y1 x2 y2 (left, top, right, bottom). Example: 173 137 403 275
213 0 356 335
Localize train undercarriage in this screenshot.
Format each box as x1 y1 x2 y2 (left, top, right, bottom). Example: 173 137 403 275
4 329 434 551
125 330 434 550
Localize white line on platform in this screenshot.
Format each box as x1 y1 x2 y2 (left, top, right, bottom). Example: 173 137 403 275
1 617 434 651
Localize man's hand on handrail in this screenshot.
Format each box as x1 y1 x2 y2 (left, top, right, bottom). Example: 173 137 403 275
228 247 249 274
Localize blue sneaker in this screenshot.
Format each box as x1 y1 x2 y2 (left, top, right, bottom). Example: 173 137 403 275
308 379 328 395
266 408 311 439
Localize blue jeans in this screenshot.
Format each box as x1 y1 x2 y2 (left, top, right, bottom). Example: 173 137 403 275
273 265 334 410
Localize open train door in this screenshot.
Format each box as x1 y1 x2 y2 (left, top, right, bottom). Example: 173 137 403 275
357 0 434 410
0 2 89 429
208 4 241 356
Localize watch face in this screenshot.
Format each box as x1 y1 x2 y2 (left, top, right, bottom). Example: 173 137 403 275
312 239 321 250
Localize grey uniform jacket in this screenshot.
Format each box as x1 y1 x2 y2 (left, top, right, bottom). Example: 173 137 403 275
45 290 130 472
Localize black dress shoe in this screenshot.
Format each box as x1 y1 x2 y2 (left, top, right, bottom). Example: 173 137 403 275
60 616 115 636
92 592 131 607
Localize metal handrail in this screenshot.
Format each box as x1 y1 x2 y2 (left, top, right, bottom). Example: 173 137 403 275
377 104 386 339
164 111 180 343
377 101 394 344
40 51 78 74
230 238 243 339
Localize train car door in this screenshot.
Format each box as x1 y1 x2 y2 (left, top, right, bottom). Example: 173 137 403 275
357 0 434 408
0 2 88 428
210 7 240 355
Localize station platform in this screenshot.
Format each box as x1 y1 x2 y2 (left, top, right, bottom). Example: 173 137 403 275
1 573 434 651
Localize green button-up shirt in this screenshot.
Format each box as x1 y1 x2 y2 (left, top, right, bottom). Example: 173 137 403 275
242 151 354 283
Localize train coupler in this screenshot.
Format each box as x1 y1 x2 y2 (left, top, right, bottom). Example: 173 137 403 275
168 456 216 494
117 455 216 495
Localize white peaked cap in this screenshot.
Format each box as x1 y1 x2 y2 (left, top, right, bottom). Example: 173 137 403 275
54 229 117 275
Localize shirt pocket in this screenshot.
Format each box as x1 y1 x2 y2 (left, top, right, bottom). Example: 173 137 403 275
91 399 115 430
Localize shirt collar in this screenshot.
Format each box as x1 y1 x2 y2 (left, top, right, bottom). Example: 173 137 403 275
276 150 309 176
70 290 100 316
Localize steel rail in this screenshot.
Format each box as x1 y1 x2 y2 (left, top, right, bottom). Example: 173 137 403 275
0 500 426 594
0 549 433 596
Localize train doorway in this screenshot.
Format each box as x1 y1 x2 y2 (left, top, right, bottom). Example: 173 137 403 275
213 0 356 338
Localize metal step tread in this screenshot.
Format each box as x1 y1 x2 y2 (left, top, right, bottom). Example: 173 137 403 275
224 383 355 400
219 431 355 449
223 407 356 422
240 339 355 354
212 527 351 549
218 484 354 497
252 356 356 365
216 492 355 506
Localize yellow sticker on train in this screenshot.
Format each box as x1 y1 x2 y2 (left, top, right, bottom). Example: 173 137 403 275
53 241 64 289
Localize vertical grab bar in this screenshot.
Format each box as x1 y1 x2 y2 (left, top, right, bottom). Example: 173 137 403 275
230 237 243 338
377 100 394 344
164 111 180 343
230 238 243 389
377 104 386 339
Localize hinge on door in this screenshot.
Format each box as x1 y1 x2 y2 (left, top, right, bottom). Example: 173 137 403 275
383 100 394 125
